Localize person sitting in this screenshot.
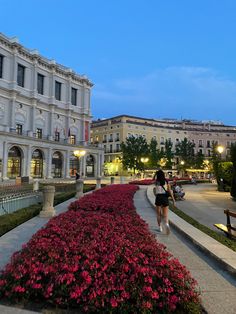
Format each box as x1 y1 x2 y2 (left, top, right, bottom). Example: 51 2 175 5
172 183 185 200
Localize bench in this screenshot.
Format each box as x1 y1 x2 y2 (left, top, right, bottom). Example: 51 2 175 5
214 209 236 239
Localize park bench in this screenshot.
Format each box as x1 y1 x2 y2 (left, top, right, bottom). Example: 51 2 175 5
214 209 236 239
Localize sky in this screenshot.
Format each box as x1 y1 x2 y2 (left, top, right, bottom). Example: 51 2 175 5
1 0 236 125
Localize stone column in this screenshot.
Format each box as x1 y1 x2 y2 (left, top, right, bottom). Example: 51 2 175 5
100 152 104 177
81 155 86 177
39 186 56 217
110 177 115 184
65 150 71 178
75 179 84 199
26 145 32 177
2 141 8 180
96 177 101 190
33 179 39 191
96 154 100 177
47 148 52 179
9 96 16 130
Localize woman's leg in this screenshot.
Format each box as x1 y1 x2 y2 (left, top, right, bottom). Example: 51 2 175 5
156 206 162 227
162 206 170 234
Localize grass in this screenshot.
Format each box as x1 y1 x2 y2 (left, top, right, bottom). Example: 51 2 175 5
169 203 236 252
0 184 96 237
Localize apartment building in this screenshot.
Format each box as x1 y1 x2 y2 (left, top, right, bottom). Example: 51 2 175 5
0 33 103 180
91 115 236 173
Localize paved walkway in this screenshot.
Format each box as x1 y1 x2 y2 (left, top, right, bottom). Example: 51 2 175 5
175 183 236 231
135 186 236 314
0 185 236 313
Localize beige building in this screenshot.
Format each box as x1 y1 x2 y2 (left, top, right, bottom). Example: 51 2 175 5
91 115 236 175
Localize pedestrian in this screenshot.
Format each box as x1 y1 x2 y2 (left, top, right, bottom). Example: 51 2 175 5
153 169 176 234
75 172 80 181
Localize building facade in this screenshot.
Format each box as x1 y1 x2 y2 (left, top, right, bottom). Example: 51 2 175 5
0 33 103 180
91 114 236 174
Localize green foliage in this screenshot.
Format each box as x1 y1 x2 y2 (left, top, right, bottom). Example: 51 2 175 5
175 137 195 168
217 162 233 186
163 139 174 169
148 138 163 168
121 135 149 173
230 143 236 198
194 151 204 169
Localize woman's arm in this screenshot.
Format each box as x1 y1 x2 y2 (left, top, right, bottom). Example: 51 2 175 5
167 183 176 205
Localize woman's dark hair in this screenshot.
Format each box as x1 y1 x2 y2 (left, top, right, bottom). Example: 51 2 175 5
155 170 166 186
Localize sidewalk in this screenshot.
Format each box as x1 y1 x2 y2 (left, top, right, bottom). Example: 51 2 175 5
136 186 236 314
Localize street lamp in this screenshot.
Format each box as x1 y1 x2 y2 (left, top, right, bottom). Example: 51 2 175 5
73 150 86 176
141 157 149 178
180 160 185 166
217 145 224 154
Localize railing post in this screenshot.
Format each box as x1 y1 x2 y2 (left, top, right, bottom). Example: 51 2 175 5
33 179 39 191
75 179 84 199
96 177 102 190
39 186 55 217
110 177 115 184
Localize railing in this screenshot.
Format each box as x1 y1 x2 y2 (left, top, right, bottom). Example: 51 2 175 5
0 191 42 215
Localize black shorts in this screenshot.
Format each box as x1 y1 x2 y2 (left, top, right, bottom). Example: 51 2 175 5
155 194 169 207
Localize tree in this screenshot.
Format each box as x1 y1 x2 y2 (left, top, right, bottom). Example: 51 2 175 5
148 138 163 168
230 143 236 200
175 138 195 168
163 139 174 169
121 135 149 174
194 151 204 169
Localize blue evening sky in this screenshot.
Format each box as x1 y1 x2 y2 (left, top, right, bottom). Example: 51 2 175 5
1 0 236 125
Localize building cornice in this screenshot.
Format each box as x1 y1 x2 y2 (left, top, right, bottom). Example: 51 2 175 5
0 33 93 88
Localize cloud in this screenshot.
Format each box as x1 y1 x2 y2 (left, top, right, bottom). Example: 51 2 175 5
92 66 236 124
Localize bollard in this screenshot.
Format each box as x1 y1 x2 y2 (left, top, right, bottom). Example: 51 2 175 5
33 179 39 191
39 185 55 218
75 179 84 199
110 177 115 184
96 177 102 190
120 176 125 184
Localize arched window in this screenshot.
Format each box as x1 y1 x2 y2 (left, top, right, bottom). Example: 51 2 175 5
7 146 22 178
86 154 95 177
31 149 43 178
52 151 63 178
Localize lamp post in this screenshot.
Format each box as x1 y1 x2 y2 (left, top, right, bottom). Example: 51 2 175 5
180 160 185 177
73 150 86 177
216 145 225 191
141 157 149 179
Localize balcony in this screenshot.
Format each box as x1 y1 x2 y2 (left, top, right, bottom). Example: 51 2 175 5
103 139 107 143
109 139 113 142
115 138 120 142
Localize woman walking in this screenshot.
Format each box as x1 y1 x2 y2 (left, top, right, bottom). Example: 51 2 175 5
153 170 175 234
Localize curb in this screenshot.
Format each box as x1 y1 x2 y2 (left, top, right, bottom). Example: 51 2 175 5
146 185 236 278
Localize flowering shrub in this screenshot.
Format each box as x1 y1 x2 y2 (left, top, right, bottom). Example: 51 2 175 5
129 179 155 185
0 184 200 312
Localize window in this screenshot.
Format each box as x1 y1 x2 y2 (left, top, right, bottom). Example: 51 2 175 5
109 134 113 142
55 81 61 100
70 135 76 145
160 137 164 144
71 87 77 106
116 144 120 152
110 144 113 153
17 64 25 87
199 140 203 147
208 150 211 157
199 149 203 154
116 133 120 141
0 55 3 78
207 140 211 148
16 124 22 135
37 73 44 95
55 131 60 142
36 128 42 139
104 145 106 153
103 135 107 143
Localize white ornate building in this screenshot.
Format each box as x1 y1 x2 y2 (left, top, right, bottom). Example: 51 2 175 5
0 33 103 180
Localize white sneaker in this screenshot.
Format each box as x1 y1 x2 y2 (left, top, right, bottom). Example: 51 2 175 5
157 225 163 232
165 223 170 235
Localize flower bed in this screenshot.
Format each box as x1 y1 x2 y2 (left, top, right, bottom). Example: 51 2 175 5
129 179 155 185
0 184 200 313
